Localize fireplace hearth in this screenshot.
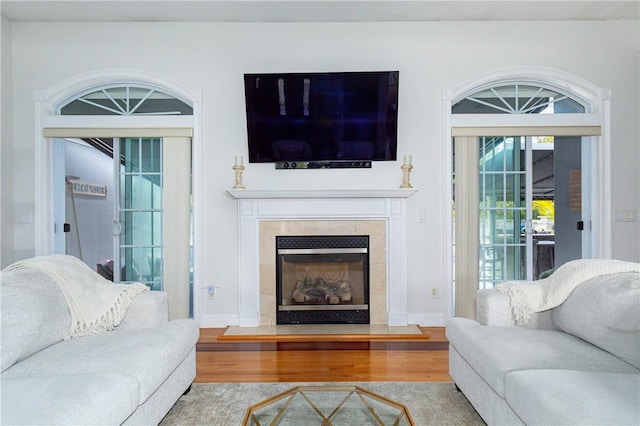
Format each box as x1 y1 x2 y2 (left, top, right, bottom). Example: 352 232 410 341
276 235 369 324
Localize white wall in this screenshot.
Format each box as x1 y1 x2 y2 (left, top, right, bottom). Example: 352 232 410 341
3 20 639 325
1 16 14 267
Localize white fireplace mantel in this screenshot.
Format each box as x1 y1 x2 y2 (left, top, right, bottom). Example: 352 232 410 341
227 189 418 200
227 188 417 327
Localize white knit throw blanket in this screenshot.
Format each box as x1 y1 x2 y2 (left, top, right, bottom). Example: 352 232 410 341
4 254 149 339
496 259 640 326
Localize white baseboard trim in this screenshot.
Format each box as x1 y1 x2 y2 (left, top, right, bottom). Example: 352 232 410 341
408 313 445 327
200 314 239 328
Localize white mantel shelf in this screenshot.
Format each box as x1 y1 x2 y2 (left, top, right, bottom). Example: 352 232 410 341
226 188 417 199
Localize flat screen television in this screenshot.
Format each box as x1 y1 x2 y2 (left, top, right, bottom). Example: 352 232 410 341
244 71 399 164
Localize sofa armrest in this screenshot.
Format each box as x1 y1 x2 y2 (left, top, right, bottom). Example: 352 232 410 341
115 291 169 331
476 288 556 329
476 289 514 326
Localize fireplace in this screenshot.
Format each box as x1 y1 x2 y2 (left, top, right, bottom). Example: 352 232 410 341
226 189 416 327
276 235 369 324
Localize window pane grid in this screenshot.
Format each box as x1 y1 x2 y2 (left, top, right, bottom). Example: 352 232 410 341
60 84 193 116
119 137 164 290
479 136 527 288
453 84 585 115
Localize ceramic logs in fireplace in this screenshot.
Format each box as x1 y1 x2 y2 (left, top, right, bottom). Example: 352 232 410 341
276 235 370 324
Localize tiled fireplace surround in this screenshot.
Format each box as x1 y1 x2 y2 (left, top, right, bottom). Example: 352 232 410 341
227 189 417 327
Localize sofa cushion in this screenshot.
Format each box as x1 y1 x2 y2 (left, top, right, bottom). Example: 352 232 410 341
0 268 71 372
2 319 199 404
505 369 640 425
553 271 640 369
0 373 139 425
446 318 639 397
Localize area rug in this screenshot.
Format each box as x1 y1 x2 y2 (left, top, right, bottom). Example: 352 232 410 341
160 382 485 425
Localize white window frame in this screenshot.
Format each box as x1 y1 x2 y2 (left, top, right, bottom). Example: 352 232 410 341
33 69 205 326
441 66 612 321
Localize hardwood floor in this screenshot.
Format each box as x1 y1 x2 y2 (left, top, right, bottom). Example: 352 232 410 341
195 327 451 383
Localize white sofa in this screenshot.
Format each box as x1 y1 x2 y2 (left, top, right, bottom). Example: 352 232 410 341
447 268 640 425
1 261 200 425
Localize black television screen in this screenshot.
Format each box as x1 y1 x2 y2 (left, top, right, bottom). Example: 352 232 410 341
244 71 399 163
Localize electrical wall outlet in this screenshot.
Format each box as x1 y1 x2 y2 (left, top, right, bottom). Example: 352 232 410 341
614 210 637 222
207 285 216 299
431 288 437 298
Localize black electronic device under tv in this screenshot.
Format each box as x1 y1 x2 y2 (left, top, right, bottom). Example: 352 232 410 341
244 71 399 164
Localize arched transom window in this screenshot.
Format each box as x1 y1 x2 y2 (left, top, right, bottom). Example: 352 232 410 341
453 84 585 114
59 84 193 116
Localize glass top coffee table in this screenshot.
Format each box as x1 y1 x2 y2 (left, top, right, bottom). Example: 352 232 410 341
242 385 415 425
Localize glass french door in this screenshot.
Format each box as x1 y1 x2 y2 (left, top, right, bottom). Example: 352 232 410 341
53 133 192 319
115 137 164 290
478 136 532 288
478 136 590 288
454 133 588 318
477 135 584 288
114 136 192 319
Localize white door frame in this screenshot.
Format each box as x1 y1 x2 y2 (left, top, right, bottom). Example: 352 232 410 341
33 69 205 326
441 66 612 322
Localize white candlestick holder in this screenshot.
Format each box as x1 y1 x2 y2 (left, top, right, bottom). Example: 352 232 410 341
400 164 413 188
233 165 245 189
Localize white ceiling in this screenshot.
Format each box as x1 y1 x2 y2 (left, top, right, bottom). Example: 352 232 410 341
1 0 638 23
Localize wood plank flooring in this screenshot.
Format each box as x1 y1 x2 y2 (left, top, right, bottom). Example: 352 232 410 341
195 327 451 383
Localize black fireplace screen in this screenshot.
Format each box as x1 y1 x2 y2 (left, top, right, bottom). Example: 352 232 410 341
276 235 369 324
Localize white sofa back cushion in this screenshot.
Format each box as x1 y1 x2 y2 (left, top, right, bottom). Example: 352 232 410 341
1 268 71 372
552 271 640 369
